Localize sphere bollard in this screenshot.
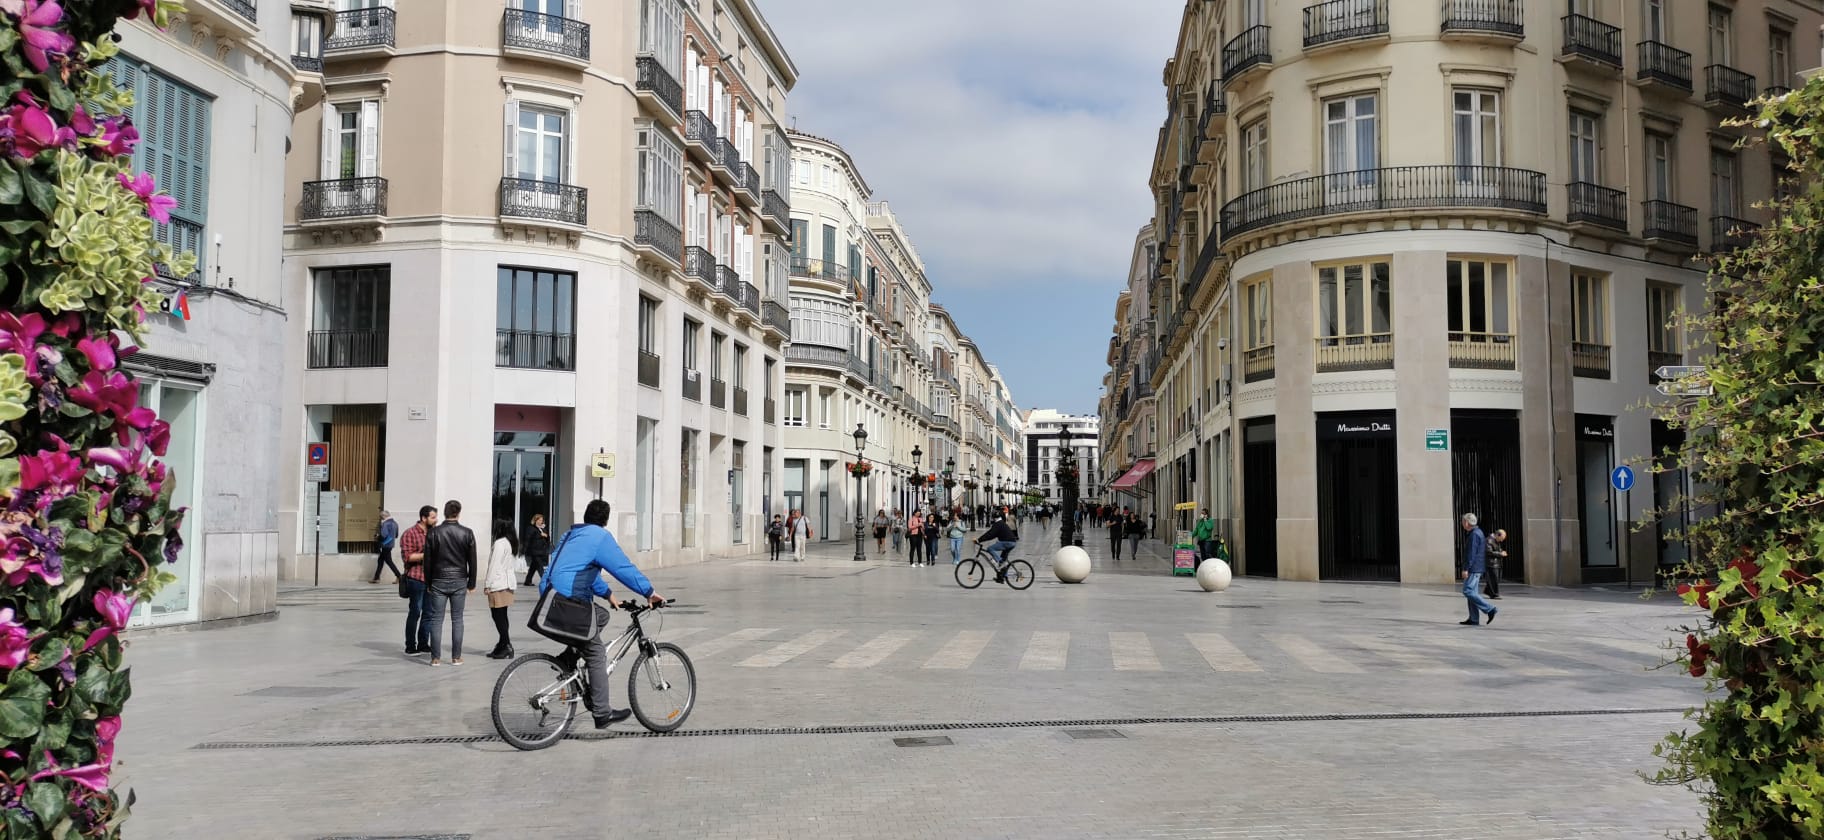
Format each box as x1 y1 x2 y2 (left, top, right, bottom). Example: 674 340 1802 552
1053 546 1092 583
1196 559 1232 592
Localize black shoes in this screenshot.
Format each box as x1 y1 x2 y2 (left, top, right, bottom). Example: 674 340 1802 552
1485 608 1498 625
486 645 514 660
1458 619 1478 626
593 708 633 729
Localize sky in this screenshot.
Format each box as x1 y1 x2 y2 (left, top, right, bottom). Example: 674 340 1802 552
756 0 1183 417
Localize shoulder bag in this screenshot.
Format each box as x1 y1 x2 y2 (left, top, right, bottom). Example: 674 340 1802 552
525 531 601 645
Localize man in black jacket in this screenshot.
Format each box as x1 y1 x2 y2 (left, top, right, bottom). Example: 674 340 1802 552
974 512 1020 583
421 499 478 666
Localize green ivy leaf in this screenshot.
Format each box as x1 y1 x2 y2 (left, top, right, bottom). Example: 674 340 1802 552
0 694 46 739
24 783 65 829
29 637 68 673
18 163 55 216
73 662 107 705
40 716 69 751
0 166 22 206
44 83 74 114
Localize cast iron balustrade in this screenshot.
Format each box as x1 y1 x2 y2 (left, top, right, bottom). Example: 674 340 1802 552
500 178 587 226
1447 333 1516 369
684 246 716 290
1242 346 1275 383
714 264 739 300
1648 350 1682 382
1316 334 1394 373
300 177 388 221
635 56 683 118
709 378 727 409
1303 0 1387 49
683 111 718 156
308 329 388 369
790 256 849 282
740 281 761 314
637 350 661 388
733 386 749 416
1705 65 1757 111
1572 342 1611 379
502 9 590 61
1637 41 1692 91
152 219 203 283
1765 85 1794 99
1561 14 1621 68
292 54 323 73
1642 200 1698 245
763 300 791 336
326 7 394 51
1221 26 1271 81
1711 215 1759 251
1442 0 1523 37
634 210 682 264
682 369 701 401
1566 182 1626 231
786 344 852 369
763 190 789 231
739 163 762 204
495 330 575 371
1198 83 1227 142
219 0 256 23
1219 165 1547 242
764 397 776 424
719 137 743 175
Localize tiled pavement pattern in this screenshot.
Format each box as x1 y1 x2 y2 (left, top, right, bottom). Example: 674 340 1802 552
119 528 1706 839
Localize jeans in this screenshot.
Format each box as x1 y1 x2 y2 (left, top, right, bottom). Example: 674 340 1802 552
422 582 468 660
891 529 902 550
1462 573 1497 623
1126 534 1141 558
1111 534 1123 560
371 547 401 583
402 577 428 652
985 540 1017 571
949 537 963 564
927 534 939 563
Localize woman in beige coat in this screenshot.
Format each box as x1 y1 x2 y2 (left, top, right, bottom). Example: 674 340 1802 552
484 519 520 659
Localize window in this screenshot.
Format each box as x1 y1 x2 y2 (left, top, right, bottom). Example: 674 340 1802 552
1572 271 1608 346
682 318 700 371
1646 283 1682 356
1711 148 1739 216
1316 260 1392 342
1322 94 1377 176
322 100 379 181
1452 89 1500 167
1241 119 1269 192
1446 258 1513 338
1568 110 1600 184
788 297 851 348
1644 0 1666 42
496 267 576 369
821 224 837 268
638 296 659 354
733 344 748 388
1646 131 1674 201
1770 28 1793 88
310 266 391 368
1242 276 1272 350
790 219 808 260
510 104 569 185
291 13 323 62
784 388 808 426
711 332 726 381
1706 5 1731 66
638 0 683 77
818 390 831 429
106 57 211 264
636 125 684 225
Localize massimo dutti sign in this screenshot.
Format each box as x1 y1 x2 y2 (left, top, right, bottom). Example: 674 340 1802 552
1317 414 1396 441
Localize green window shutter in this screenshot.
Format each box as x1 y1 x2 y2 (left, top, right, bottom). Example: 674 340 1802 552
111 59 212 272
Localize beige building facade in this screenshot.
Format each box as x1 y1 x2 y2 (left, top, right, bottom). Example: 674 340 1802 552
1116 0 1821 586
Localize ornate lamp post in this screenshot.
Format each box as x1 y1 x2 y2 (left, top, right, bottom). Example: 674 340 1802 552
1058 424 1082 547
909 445 922 513
968 466 979 516
852 423 868 562
943 457 956 511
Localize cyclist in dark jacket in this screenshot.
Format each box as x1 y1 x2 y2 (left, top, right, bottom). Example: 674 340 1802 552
974 514 1020 582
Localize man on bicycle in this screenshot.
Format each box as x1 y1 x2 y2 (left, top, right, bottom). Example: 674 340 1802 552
539 499 665 728
974 511 1020 583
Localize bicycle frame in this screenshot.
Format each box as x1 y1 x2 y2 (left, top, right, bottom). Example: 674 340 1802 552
530 611 650 712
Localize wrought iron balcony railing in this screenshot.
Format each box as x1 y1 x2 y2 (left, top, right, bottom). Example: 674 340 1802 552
1220 165 1547 242
1647 350 1682 383
1303 0 1387 49
219 0 256 23
325 7 394 51
790 256 850 282
637 350 661 388
763 190 790 230
1221 26 1271 81
500 178 587 226
739 163 762 203
1442 0 1523 37
635 210 683 264
719 136 743 174
1561 14 1621 68
300 177 388 221
308 329 388 369
1316 334 1394 373
1242 346 1275 383
740 281 761 314
1642 200 1698 246
1711 215 1759 251
683 110 717 152
1572 342 1611 379
1637 41 1692 91
502 9 590 61
635 56 683 117
1704 64 1756 111
684 245 716 289
292 54 323 73
1566 182 1626 231
715 264 739 299
1447 333 1516 370
496 329 575 371
763 300 791 336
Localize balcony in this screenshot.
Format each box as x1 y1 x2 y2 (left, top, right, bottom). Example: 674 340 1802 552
1561 14 1621 70
635 56 683 125
764 397 776 425
733 386 749 416
1316 334 1394 373
217 0 255 22
1448 333 1516 370
1220 26 1271 85
716 138 744 186
714 264 739 301
324 8 394 55
1704 65 1756 113
185 0 259 38
307 329 388 369
638 350 661 388
682 369 701 401
1441 0 1523 40
683 111 718 162
1566 182 1626 232
291 53 322 73
300 177 388 223
500 178 587 227
1642 200 1698 247
1711 215 1759 251
762 300 791 337
762 190 790 235
1572 342 1610 379
1636 41 1692 93
1303 0 1387 51
786 344 862 377
501 9 590 66
1242 346 1275 383
1648 350 1682 383
1198 83 1227 149
1765 85 1794 100
710 378 727 409
1219 165 1547 243
740 281 761 315
683 245 716 292
737 163 763 208
152 219 203 283
496 330 575 371
790 256 849 283
634 210 683 266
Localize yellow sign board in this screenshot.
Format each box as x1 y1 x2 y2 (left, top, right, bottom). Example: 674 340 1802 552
590 452 616 479
1173 501 1198 511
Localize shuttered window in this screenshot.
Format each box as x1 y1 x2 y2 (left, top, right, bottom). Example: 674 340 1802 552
105 57 212 271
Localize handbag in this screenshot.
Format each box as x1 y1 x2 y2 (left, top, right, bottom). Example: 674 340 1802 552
513 553 530 576
524 531 598 644
397 576 410 599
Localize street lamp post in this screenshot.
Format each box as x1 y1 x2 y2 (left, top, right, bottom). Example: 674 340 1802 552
943 457 955 512
852 423 868 563
1058 425 1082 547
910 445 922 514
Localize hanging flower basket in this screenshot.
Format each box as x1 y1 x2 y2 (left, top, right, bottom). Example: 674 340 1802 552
1056 466 1079 482
943 478 958 489
848 461 873 477
907 473 927 488
962 480 979 490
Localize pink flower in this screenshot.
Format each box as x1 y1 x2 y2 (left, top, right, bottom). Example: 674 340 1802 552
94 590 134 631
0 609 30 671
0 311 46 381
117 172 176 223
67 103 93 136
68 369 139 418
122 0 156 20
47 312 81 339
17 446 83 498
84 447 141 474
96 116 137 157
16 0 75 73
94 716 120 766
145 418 170 457
30 753 109 793
75 334 115 371
6 93 77 159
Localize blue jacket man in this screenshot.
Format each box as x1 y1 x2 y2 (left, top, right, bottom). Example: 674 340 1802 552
369 510 402 584
1458 513 1498 626
539 499 664 727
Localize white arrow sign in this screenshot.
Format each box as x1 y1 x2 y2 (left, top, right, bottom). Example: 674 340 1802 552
1656 379 1715 397
1655 364 1706 380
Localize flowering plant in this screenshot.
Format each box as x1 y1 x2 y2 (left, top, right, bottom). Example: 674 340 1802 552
846 461 872 477
906 473 926 488
0 1 191 836
960 479 977 490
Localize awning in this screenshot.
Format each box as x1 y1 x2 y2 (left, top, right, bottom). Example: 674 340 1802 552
1109 458 1157 491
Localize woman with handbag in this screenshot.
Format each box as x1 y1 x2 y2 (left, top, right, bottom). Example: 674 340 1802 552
521 513 551 587
485 519 520 659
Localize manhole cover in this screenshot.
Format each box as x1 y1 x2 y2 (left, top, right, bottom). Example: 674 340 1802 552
893 736 953 748
246 686 354 698
1063 728 1126 740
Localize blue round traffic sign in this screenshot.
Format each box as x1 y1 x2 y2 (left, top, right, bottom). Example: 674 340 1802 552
1611 465 1634 492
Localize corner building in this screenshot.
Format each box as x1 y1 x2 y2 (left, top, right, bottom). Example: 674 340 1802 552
280 0 797 578
1135 0 1820 586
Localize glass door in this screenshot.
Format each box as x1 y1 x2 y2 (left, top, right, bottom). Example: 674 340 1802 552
492 433 556 547
1324 94 1378 204
1452 89 1501 196
132 380 202 626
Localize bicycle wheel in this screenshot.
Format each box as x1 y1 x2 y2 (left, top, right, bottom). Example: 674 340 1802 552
628 642 696 733
1004 560 1035 590
491 652 580 751
955 558 985 589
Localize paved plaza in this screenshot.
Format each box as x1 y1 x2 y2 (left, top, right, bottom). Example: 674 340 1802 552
119 526 1706 839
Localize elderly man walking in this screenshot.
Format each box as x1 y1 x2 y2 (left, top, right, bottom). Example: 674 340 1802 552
1457 513 1499 626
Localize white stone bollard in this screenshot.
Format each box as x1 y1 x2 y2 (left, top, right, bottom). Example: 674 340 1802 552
1053 546 1091 583
1196 559 1232 592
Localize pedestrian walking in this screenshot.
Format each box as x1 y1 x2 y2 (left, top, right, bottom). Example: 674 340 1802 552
1125 512 1143 560
369 509 401 584
767 514 786 561
1193 509 1217 563
1458 513 1499 626
789 509 812 561
1485 528 1509 599
399 505 437 656
907 509 925 567
947 515 967 564
925 509 942 565
890 508 904 551
483 519 518 660
872 509 890 554
421 499 479 665
520 513 550 587
1108 510 1125 561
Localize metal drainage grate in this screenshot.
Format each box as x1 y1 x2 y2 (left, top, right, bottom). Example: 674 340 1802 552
893 736 953 748
245 686 354 698
1063 728 1126 740
1320 599 1364 605
317 835 470 840
1212 604 1262 609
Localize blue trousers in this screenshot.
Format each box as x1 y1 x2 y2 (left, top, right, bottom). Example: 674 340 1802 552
1462 573 1497 623
402 577 429 651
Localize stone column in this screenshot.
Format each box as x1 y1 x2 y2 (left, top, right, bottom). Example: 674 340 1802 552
1272 258 1319 581
1517 252 1580 585
1393 250 1456 583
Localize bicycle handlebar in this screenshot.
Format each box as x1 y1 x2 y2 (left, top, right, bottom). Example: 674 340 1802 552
616 598 672 612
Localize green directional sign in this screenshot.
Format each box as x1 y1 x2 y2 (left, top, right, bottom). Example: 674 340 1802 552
1425 428 1449 452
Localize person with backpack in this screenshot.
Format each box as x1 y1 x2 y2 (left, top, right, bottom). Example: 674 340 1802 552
370 509 401 584
767 514 786 561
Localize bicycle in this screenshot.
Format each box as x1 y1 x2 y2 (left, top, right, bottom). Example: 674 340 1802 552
490 599 696 751
955 544 1034 591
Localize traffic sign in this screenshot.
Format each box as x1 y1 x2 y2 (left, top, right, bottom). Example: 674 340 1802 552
1656 379 1715 397
307 442 329 465
1611 465 1635 492
589 452 615 479
1425 428 1449 452
1654 364 1706 381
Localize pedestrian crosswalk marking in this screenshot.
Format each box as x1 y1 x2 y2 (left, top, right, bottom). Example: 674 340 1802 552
1109 632 1162 671
923 630 995 670
1582 637 1669 660
1527 642 1661 674
1185 633 1261 672
738 629 847 668
1425 635 1570 677
1268 634 1363 674
1019 631 1070 671
691 628 777 659
1348 635 1461 673
831 630 920 669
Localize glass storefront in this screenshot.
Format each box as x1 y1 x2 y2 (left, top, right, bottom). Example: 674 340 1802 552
135 380 202 626
492 432 555 543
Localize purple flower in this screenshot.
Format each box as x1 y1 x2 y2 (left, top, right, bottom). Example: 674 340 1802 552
75 334 115 371
96 116 137 157
162 524 183 564
118 171 176 223
5 93 77 159
15 0 75 73
0 609 30 671
0 311 47 381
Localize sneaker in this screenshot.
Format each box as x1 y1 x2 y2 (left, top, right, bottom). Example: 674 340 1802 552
451 658 464 666
592 708 633 729
429 658 442 666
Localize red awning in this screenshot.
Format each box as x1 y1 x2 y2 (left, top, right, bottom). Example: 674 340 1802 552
1109 458 1157 490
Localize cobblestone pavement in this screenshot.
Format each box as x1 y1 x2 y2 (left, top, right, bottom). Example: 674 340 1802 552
119 528 1708 839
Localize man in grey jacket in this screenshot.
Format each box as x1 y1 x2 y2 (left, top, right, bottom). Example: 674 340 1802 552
421 499 478 665
1458 513 1499 626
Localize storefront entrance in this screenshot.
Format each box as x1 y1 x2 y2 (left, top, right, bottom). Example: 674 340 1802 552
1242 419 1278 578
133 379 203 626
493 433 555 541
1451 410 1524 583
1316 412 1399 581
1577 415 1619 579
